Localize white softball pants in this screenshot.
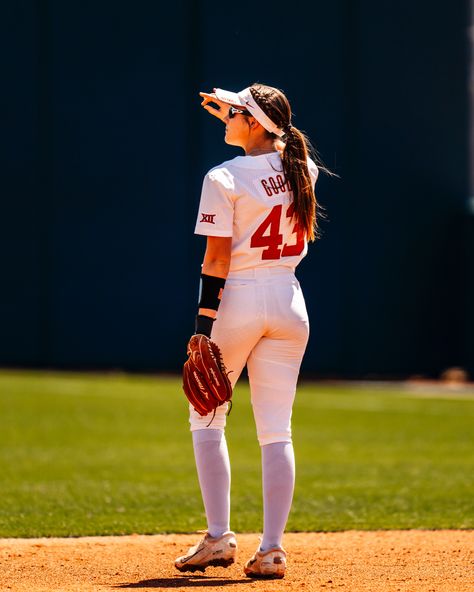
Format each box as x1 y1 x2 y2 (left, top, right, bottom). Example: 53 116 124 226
189 266 309 446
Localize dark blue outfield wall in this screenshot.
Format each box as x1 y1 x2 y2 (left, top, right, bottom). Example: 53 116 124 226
1 1 472 378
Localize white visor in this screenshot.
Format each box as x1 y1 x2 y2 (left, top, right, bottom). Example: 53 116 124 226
214 87 285 137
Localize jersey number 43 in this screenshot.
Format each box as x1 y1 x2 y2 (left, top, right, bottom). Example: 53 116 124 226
250 203 304 260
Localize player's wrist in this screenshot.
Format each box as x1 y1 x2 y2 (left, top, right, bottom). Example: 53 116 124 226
195 314 215 338
198 307 217 319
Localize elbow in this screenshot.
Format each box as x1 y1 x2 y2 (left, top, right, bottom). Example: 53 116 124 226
202 236 232 277
206 255 231 267
202 256 231 278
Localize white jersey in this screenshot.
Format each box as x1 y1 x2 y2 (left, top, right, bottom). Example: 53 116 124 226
194 152 319 272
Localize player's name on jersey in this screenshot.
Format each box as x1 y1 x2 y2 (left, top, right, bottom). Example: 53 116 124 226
260 174 292 197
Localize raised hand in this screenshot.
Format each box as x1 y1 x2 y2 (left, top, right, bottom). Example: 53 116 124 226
199 90 231 122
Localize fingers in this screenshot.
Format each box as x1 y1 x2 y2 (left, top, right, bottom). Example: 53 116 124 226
199 92 216 101
200 96 214 107
199 91 229 121
203 103 227 121
199 92 223 108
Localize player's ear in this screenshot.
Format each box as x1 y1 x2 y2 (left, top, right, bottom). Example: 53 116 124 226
249 117 261 131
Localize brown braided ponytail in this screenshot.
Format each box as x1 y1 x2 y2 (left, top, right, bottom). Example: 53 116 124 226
249 83 331 241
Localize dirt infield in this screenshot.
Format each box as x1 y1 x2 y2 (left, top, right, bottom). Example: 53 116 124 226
1 531 473 592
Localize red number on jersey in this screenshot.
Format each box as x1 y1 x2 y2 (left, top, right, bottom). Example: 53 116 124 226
250 203 305 260
281 202 305 256
250 204 283 259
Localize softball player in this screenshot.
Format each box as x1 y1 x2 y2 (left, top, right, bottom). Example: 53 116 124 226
175 83 323 579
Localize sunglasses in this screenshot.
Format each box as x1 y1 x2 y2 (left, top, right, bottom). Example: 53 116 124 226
228 106 252 118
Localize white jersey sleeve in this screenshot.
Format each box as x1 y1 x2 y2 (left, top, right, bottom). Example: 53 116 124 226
194 168 234 237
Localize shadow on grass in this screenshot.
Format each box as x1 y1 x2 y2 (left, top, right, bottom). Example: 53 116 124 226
115 575 251 588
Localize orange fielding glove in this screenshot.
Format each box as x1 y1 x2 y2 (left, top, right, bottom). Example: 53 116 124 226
182 334 233 417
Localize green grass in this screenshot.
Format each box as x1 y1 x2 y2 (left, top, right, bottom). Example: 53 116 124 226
0 370 473 537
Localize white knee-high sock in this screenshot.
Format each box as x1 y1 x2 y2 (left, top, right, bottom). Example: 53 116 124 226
261 441 295 551
192 429 231 538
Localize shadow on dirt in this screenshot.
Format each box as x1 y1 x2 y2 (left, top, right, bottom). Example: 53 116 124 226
115 575 251 588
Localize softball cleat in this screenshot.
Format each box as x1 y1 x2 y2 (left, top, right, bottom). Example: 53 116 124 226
174 531 237 573
244 546 287 579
